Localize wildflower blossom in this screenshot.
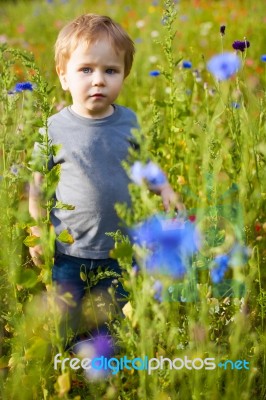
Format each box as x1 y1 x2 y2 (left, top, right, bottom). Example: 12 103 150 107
211 254 229 283
261 55 266 62
149 55 158 63
182 60 192 69
14 82 33 93
130 161 167 186
73 335 115 380
207 52 241 81
151 30 159 38
136 20 145 28
220 25 226 36
153 280 163 302
232 40 250 52
211 243 249 283
231 102 240 109
149 70 160 77
10 164 20 175
131 214 199 278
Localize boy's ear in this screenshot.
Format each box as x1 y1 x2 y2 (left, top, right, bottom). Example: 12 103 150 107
56 66 69 91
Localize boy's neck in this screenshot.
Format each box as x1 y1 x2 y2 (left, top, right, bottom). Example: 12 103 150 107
70 104 115 119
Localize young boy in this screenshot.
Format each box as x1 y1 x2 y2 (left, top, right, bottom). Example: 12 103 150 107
29 14 184 343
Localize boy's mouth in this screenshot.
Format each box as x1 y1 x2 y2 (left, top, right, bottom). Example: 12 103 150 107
91 93 105 98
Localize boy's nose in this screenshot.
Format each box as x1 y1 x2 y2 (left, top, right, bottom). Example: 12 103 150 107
92 71 105 86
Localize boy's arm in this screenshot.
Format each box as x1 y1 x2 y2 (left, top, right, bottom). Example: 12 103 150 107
29 172 45 265
130 160 186 214
150 181 186 213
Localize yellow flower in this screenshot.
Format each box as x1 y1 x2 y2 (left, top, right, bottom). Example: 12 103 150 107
177 175 186 185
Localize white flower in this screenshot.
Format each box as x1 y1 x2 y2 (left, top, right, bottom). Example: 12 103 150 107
151 30 159 38
136 20 145 28
149 55 158 63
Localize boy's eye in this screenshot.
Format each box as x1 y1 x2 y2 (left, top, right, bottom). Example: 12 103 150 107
106 68 116 74
82 67 92 73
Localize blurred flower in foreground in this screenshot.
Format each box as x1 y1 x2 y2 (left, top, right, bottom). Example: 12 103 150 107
73 335 114 380
149 70 160 77
211 243 250 283
261 55 266 62
130 161 167 186
131 214 199 278
207 52 241 81
211 254 229 283
232 40 250 52
220 25 226 36
153 280 163 302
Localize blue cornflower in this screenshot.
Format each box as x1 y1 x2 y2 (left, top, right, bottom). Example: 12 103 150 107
182 60 192 69
261 55 266 62
131 214 199 278
149 70 160 77
211 254 229 283
14 82 33 92
153 280 163 302
130 161 167 187
231 102 240 109
207 52 241 81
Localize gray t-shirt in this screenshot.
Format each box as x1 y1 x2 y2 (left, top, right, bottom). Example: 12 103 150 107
47 105 138 258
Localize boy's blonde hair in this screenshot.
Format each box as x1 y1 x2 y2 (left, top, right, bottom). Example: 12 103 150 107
55 14 135 78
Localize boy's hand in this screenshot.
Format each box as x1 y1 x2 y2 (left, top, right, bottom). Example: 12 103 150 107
158 183 186 214
29 226 43 266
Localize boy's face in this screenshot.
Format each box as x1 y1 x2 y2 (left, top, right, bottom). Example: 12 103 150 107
57 38 125 119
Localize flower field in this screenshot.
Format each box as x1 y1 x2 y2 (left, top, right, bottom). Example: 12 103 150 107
0 0 266 399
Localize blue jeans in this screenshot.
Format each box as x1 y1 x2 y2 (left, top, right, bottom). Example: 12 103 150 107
52 252 128 344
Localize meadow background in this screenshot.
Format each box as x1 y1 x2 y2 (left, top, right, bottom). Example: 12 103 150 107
0 0 266 399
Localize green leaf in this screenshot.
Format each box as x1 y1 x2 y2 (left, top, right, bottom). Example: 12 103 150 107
23 235 40 247
25 338 49 360
16 269 38 288
45 164 61 197
57 229 74 244
54 201 75 210
51 144 62 156
57 372 71 396
80 271 87 282
109 242 133 260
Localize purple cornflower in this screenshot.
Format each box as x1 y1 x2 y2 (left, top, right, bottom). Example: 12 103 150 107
182 60 192 69
149 70 160 77
261 55 266 62
232 40 250 52
220 25 226 36
130 161 167 187
207 52 241 81
73 335 115 380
